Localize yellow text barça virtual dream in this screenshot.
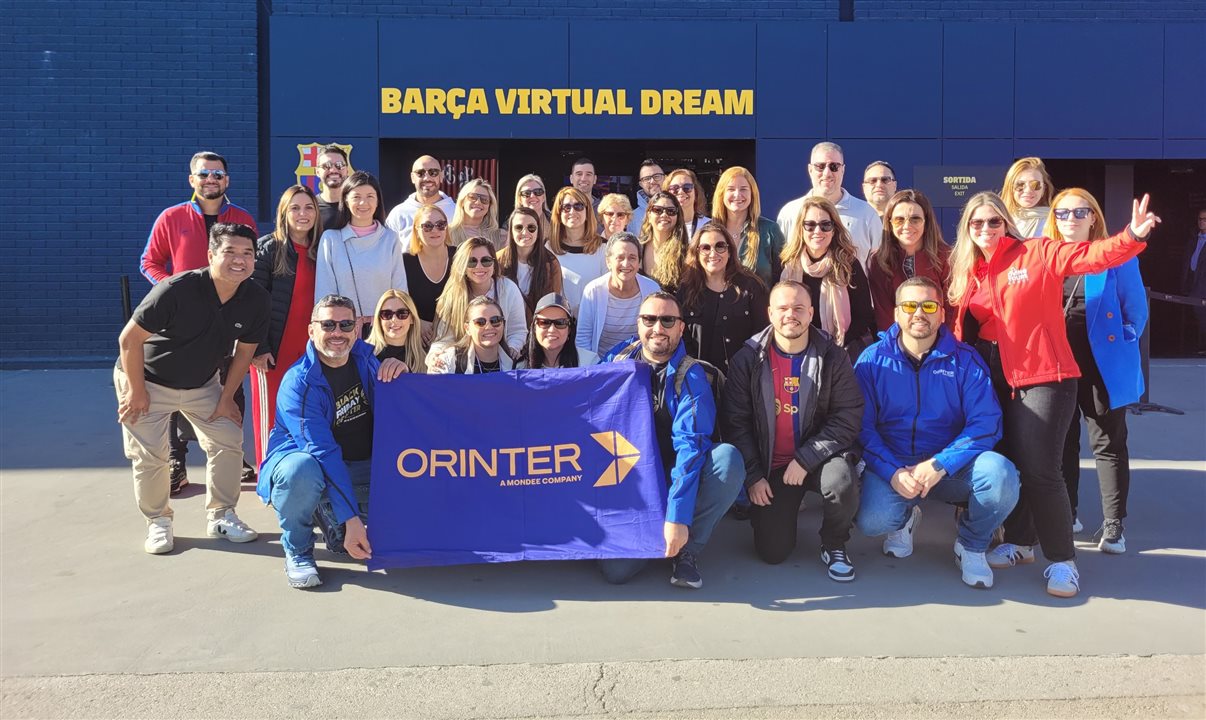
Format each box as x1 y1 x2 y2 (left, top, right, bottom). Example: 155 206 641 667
380 88 755 119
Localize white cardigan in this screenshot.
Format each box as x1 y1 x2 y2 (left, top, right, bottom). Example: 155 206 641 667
314 224 407 316
427 277 528 365
576 274 662 354
428 344 516 374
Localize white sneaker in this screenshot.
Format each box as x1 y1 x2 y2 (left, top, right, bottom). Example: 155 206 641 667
954 541 994 589
1044 560 1080 598
1072 516 1084 533
144 517 174 554
883 506 921 558
986 543 1035 569
206 509 258 543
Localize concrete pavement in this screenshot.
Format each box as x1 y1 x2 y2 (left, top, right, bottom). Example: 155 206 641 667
1 361 1203 718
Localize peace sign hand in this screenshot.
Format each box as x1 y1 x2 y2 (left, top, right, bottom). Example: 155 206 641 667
1130 193 1162 239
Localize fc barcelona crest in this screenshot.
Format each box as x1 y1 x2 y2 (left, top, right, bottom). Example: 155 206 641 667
295 143 354 193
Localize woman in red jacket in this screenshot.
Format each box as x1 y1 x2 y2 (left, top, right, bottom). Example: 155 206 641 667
867 189 951 330
949 191 1159 598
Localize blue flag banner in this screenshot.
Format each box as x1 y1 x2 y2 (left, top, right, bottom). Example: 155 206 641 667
367 362 668 570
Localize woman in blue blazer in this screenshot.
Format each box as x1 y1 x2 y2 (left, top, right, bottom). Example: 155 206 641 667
1050 189 1148 555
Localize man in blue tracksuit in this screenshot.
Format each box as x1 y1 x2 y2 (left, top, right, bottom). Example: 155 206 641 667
854 277 1019 589
601 291 744 589
257 294 403 588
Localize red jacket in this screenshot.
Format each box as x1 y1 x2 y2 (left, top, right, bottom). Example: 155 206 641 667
140 197 258 283
867 244 952 330
953 228 1146 390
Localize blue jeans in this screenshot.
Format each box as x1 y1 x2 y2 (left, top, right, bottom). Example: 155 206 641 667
599 442 744 584
268 452 371 557
855 451 1019 553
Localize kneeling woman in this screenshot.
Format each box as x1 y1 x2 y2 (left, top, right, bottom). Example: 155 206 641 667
517 293 600 369
367 289 426 372
429 296 516 374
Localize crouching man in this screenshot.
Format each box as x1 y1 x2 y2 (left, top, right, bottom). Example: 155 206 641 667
854 277 1019 588
257 294 405 588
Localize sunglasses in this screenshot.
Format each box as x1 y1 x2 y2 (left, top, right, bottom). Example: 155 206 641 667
802 220 835 232
649 206 679 217
470 315 505 328
560 202 586 213
312 319 356 332
519 187 545 198
639 172 666 184
512 223 538 233
534 317 571 329
379 308 411 321
864 176 895 185
891 215 924 228
969 217 1005 230
639 314 680 329
466 256 495 268
194 169 227 180
811 162 843 173
698 241 729 254
1014 180 1044 192
319 161 347 171
419 221 448 232
1053 207 1095 220
667 183 695 195
413 168 441 178
601 210 631 219
466 193 490 205
898 300 941 315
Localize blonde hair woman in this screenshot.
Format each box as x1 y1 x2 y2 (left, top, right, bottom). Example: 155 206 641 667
1001 157 1054 238
514 173 551 234
779 196 875 359
367 289 426 372
947 190 1158 598
427 237 527 370
636 191 689 292
711 166 785 287
402 205 455 344
597 193 634 237
449 178 506 249
663 168 710 238
547 186 606 314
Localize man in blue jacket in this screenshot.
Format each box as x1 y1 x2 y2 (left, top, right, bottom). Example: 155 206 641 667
257 294 404 588
854 277 1019 589
601 292 744 589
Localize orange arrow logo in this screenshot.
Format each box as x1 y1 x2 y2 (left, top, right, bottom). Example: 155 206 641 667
591 431 641 487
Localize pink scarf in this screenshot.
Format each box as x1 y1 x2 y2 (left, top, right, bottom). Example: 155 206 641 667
782 254 851 346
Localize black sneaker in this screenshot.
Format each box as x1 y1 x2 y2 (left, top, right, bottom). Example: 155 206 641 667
241 461 257 484
729 502 752 522
169 458 189 495
670 549 703 589
821 545 856 582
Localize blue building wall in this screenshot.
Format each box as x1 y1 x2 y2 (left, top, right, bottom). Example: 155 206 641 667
1 0 1204 364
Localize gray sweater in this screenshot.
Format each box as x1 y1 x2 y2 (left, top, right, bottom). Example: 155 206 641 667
314 223 408 316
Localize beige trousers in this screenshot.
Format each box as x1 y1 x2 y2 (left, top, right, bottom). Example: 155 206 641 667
115 368 244 522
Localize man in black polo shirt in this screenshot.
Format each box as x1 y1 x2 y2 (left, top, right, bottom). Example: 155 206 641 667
116 223 270 554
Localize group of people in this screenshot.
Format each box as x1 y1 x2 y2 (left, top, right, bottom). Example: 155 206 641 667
115 143 1162 600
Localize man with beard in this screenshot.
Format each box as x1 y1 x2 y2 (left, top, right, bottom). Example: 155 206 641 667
384 155 457 236
314 144 349 229
628 159 665 235
601 292 744 589
256 294 406 588
776 142 883 271
722 280 864 581
140 151 259 495
853 277 1019 589
116 223 269 554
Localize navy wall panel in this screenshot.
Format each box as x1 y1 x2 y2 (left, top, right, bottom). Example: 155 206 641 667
269 17 378 137
570 21 756 139
827 23 943 139
1163 24 1206 139
1014 24 1165 139
755 22 828 139
942 24 1015 139
756 139 818 220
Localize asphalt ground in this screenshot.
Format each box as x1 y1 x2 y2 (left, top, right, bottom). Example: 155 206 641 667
1 361 1203 718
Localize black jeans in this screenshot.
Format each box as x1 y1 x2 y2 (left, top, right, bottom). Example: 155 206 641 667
750 454 858 564
1061 356 1130 522
980 342 1078 562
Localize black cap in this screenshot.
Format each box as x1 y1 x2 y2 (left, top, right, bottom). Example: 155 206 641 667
534 292 572 316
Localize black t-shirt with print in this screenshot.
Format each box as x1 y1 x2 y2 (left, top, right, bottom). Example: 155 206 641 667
321 360 373 461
